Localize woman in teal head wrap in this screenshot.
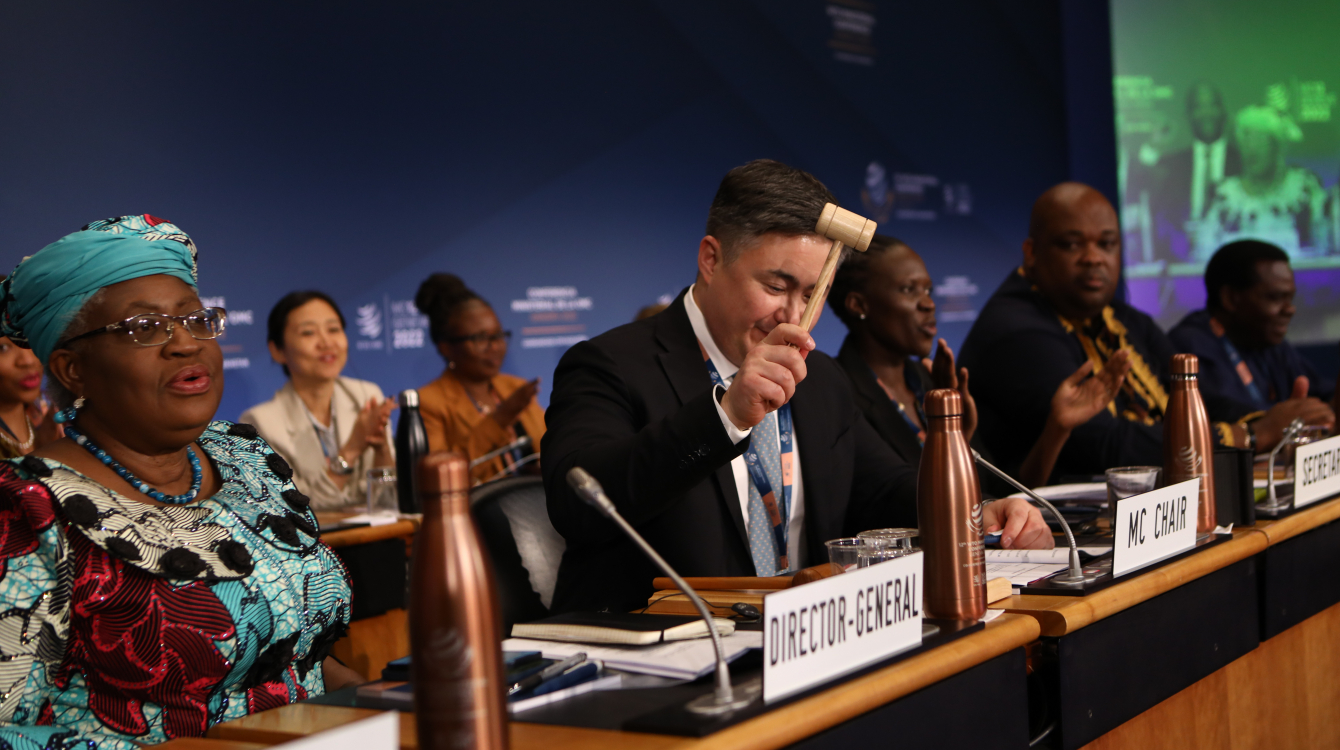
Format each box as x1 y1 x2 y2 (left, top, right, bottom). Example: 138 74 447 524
0 216 361 750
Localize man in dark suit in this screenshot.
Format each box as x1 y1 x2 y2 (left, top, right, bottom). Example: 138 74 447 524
542 160 1049 614
1126 82 1241 264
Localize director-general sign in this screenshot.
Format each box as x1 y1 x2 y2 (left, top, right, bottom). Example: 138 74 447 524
762 551 924 703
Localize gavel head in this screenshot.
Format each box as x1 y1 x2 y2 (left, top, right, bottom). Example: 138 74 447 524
814 203 877 252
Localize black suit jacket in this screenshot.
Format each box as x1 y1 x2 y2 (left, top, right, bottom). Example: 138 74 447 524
542 289 919 613
958 271 1254 480
835 335 1010 497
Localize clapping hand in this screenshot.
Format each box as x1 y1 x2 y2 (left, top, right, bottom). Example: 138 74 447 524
491 379 541 429
1047 350 1131 432
922 338 976 440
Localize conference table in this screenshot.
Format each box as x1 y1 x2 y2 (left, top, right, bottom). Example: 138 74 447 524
160 494 1340 749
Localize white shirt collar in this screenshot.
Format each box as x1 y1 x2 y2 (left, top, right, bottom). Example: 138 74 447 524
684 284 738 382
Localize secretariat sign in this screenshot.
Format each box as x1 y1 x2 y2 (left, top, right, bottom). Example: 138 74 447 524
1294 434 1340 509
763 551 924 703
1112 478 1200 577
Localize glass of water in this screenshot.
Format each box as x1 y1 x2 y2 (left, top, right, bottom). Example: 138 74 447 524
825 538 864 572
1285 425 1332 483
1105 466 1161 523
366 467 398 516
856 528 918 567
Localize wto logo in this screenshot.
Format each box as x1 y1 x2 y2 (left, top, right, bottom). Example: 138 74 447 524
1176 445 1202 474
356 304 382 338
967 501 984 536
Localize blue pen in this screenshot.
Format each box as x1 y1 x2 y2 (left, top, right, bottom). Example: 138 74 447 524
507 652 586 696
525 661 601 698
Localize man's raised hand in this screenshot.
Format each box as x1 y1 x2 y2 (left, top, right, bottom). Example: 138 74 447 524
719 324 814 430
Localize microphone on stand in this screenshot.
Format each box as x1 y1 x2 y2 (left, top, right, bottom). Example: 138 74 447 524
469 435 532 469
566 467 759 716
971 450 1100 587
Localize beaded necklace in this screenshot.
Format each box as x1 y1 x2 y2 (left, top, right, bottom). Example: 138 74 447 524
0 412 34 452
62 422 203 505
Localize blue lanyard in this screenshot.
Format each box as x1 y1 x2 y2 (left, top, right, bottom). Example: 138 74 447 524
702 348 795 572
1212 321 1268 408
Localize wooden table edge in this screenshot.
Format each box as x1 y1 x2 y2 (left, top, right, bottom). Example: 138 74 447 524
209 615 1039 750
1251 494 1340 546
320 520 418 548
989 530 1268 637
672 613 1040 750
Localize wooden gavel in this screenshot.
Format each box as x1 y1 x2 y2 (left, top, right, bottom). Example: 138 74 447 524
797 203 877 332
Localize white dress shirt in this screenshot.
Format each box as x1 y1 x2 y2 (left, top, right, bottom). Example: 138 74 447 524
1191 137 1228 220
684 285 807 570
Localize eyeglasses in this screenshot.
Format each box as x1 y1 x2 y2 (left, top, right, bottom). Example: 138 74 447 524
55 308 228 349
445 330 512 347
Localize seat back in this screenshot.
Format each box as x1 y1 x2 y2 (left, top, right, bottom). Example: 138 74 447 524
469 476 565 630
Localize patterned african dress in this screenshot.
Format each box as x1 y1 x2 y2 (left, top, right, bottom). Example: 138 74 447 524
0 421 351 749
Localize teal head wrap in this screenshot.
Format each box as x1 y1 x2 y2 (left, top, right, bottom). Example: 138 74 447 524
0 215 199 364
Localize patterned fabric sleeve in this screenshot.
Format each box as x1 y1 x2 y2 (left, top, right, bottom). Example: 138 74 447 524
0 460 137 750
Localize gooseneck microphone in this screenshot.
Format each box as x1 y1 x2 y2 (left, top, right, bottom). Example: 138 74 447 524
566 467 758 715
469 435 532 469
971 450 1099 587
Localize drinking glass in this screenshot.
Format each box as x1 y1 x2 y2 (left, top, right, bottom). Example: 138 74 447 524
1106 466 1161 508
856 528 918 567
825 538 864 572
366 467 399 516
1285 425 1332 483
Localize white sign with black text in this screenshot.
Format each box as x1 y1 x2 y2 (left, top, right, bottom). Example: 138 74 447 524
1112 478 1200 578
1294 434 1340 509
762 551 924 703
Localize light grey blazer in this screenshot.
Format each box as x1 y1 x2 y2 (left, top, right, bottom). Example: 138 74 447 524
240 377 395 511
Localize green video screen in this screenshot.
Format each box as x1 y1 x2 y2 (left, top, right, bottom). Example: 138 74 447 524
1112 0 1340 343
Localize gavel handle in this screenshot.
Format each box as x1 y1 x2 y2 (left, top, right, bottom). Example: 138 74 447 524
797 237 846 332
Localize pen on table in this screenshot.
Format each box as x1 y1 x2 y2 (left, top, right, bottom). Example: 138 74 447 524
508 652 587 696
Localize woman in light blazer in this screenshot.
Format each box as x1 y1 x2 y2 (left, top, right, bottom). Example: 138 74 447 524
241 291 395 510
415 274 545 485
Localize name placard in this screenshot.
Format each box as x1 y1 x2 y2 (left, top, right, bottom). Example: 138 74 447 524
762 551 923 703
1112 478 1199 578
1294 434 1340 509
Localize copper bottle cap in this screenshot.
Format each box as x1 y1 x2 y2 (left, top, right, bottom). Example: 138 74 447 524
1170 353 1200 376
418 451 470 494
924 388 963 417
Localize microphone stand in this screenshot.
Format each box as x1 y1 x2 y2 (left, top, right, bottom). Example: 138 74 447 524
1263 418 1305 511
484 453 539 483
567 467 758 716
971 450 1099 587
469 436 532 469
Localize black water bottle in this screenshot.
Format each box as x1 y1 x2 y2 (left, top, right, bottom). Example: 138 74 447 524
395 389 429 513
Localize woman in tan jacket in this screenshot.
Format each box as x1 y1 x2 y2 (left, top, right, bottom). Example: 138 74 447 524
415 274 545 484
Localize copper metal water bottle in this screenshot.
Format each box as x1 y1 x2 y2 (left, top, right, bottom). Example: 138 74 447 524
917 389 986 622
410 452 508 750
1163 354 1217 534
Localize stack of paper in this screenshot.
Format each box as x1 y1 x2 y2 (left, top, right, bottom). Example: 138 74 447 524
502 630 762 680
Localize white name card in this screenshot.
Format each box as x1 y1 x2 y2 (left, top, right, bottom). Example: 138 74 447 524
1294 434 1340 509
1112 478 1199 577
763 551 924 703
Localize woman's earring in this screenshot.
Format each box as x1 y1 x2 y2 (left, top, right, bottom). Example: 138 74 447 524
53 397 83 425
859 314 867 320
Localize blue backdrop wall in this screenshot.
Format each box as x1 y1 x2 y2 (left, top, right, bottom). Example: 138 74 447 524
0 1 1076 422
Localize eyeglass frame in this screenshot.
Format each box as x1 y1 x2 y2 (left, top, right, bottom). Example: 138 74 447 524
444 330 513 347
54 307 229 350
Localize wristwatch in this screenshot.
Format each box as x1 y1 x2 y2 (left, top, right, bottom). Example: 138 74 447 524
328 454 355 476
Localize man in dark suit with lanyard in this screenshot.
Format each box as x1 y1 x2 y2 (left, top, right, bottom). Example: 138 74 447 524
542 159 1050 614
